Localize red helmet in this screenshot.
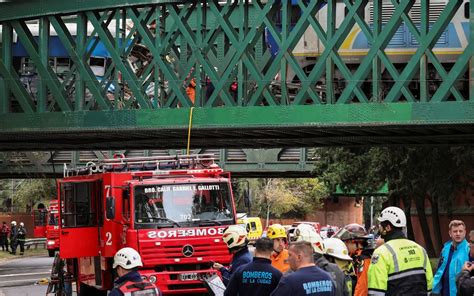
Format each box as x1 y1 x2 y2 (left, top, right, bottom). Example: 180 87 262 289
334 223 369 241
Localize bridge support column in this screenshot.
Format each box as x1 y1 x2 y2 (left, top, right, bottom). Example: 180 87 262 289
0 23 12 113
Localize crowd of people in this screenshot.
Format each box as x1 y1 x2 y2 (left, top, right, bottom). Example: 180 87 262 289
0 220 27 255
103 206 474 295
214 205 473 296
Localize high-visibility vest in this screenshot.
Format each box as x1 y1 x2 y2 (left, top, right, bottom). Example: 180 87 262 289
367 238 433 296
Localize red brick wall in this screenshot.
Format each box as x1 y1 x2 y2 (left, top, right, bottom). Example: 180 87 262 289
267 196 363 228
410 187 474 253
305 196 363 227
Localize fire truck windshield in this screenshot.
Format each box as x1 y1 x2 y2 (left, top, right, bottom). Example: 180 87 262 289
48 212 59 226
134 182 234 228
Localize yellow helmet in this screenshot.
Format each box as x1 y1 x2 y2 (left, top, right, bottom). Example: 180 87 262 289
267 224 286 239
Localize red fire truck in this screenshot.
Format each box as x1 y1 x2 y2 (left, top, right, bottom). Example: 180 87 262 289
49 154 236 295
33 203 48 238
46 199 60 257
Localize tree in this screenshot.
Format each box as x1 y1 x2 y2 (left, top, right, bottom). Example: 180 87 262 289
247 178 329 220
3 179 55 212
312 146 474 257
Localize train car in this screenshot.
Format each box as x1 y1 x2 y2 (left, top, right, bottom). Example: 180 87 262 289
267 0 470 100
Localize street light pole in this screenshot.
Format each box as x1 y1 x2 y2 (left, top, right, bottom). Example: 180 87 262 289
370 195 374 227
11 179 14 213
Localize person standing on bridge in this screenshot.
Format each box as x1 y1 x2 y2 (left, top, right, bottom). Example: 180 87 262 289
1 221 10 252
109 247 161 296
17 222 27 255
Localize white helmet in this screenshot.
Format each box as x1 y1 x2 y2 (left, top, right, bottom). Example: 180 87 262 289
324 238 352 261
11 221 17 226
20 222 24 227
378 206 406 228
223 225 248 249
113 247 143 269
293 224 325 255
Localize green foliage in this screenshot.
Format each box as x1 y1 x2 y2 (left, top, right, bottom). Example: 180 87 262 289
248 178 329 218
0 179 55 212
313 147 387 195
285 178 329 214
312 146 474 256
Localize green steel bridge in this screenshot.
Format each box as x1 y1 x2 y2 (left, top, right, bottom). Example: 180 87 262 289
0 0 473 160
0 148 316 178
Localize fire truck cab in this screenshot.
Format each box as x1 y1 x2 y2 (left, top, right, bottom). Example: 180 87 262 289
56 154 235 295
46 199 60 257
33 203 48 238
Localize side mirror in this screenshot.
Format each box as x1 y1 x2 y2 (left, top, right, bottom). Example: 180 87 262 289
106 196 116 220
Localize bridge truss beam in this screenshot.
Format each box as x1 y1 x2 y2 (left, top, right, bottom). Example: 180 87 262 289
0 148 316 178
0 0 472 150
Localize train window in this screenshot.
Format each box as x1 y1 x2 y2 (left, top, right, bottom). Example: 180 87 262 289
89 57 107 77
465 3 470 19
290 7 300 26
345 6 365 19
61 182 98 228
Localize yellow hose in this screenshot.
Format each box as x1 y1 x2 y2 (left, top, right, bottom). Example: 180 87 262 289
186 107 194 155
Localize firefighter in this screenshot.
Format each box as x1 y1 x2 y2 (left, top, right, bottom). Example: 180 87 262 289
1 221 10 252
267 224 290 272
224 237 282 296
109 247 161 296
333 223 375 296
293 223 349 296
186 78 196 104
270 241 336 296
213 225 252 286
325 237 355 295
9 221 18 255
368 206 433 295
17 222 27 255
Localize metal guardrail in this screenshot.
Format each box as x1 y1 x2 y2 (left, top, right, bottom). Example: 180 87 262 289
25 237 46 250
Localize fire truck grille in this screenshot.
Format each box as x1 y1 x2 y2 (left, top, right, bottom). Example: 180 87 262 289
157 263 210 273
141 242 229 263
48 229 59 238
168 283 205 291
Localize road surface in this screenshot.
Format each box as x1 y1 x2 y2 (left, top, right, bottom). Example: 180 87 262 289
0 255 53 296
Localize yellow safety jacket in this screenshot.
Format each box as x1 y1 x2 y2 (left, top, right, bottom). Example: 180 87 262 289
367 238 433 296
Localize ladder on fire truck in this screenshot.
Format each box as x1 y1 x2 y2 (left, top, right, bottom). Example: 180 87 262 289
63 154 218 177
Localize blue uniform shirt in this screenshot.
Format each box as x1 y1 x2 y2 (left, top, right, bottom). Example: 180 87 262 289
224 257 282 296
271 265 336 296
220 246 253 286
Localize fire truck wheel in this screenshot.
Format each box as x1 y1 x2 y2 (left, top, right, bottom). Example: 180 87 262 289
48 249 56 257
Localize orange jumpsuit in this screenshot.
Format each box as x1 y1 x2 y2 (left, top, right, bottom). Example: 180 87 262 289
271 249 289 273
186 78 196 104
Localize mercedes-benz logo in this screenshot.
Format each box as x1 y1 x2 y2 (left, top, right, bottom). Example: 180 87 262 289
182 244 194 257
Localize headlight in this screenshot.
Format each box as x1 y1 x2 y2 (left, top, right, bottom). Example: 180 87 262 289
149 275 157 284
47 241 55 245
